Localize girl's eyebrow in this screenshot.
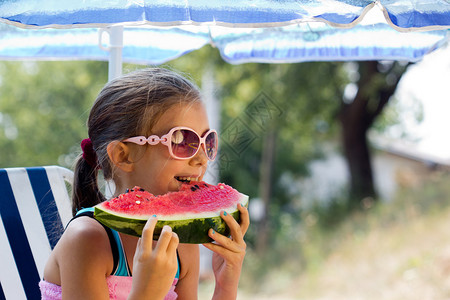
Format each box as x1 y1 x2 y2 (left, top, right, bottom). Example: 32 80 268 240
201 128 212 136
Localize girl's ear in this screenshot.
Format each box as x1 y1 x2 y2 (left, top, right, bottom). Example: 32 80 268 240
107 141 134 172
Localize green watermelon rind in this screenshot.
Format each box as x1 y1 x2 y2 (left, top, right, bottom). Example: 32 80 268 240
94 194 248 244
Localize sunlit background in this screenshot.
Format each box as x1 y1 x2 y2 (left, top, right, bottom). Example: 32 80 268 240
1 1 450 299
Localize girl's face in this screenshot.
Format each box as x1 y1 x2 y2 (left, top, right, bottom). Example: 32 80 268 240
127 101 211 195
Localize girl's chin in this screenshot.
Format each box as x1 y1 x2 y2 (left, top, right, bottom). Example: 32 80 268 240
169 179 183 192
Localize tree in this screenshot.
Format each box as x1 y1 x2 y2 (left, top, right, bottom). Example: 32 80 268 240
0 61 107 168
338 61 409 208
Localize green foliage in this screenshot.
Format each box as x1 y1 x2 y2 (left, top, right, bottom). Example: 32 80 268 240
0 61 107 168
218 63 347 183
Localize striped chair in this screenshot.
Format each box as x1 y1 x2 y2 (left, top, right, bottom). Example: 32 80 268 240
0 166 73 300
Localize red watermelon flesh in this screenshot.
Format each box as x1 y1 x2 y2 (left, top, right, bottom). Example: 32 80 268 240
102 182 241 219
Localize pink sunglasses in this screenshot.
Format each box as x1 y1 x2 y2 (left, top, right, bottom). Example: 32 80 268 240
123 126 218 161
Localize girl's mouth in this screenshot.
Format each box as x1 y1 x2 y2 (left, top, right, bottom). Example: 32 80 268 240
175 176 199 184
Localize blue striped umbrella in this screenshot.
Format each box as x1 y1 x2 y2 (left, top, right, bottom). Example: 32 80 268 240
1 1 449 79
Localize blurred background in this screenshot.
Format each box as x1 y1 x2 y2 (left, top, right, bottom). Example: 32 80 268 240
1 42 450 299
1 1 450 298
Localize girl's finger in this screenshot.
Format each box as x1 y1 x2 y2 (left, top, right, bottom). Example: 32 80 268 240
141 215 158 250
221 210 245 245
237 204 250 236
207 228 244 253
154 225 175 253
202 241 226 257
203 235 245 259
166 231 179 254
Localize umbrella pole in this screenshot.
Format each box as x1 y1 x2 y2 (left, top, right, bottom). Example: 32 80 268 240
99 26 124 81
97 25 122 197
108 26 123 81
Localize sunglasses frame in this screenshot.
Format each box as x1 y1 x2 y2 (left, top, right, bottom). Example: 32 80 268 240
123 126 218 161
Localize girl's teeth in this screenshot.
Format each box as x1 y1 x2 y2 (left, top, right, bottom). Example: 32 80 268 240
176 176 199 182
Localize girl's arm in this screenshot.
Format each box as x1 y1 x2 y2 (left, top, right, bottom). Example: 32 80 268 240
52 217 116 300
173 244 200 300
203 204 250 300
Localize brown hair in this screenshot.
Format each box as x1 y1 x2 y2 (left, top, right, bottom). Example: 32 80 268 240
72 68 201 215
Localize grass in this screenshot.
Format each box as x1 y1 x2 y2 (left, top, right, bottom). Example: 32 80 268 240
200 170 450 299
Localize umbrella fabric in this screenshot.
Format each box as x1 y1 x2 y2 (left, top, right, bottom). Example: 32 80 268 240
0 0 449 65
0 24 210 65
1 0 450 29
212 22 448 63
1 0 375 28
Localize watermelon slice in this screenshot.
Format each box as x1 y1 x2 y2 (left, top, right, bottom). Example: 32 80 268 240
94 182 249 244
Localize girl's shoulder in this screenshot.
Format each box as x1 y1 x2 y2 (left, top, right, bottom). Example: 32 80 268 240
62 215 112 245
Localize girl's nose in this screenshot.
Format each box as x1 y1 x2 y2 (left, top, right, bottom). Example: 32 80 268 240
190 145 208 165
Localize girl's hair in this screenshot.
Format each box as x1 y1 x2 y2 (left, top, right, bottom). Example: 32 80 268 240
72 68 201 215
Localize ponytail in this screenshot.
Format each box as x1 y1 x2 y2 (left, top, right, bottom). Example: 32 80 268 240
71 154 105 216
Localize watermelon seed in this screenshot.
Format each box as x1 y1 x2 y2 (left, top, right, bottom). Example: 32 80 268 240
136 200 141 204
194 184 200 190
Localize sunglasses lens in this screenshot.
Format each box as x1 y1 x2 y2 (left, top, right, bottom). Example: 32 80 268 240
171 129 199 158
205 131 218 160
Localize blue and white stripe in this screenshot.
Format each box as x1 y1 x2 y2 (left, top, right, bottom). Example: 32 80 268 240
0 166 72 300
0 0 449 30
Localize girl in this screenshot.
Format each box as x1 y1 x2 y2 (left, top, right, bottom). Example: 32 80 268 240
40 68 250 299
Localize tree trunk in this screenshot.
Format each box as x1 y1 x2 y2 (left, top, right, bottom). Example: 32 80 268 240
339 61 406 208
340 107 376 205
256 126 277 253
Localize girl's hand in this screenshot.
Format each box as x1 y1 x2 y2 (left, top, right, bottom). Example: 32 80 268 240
129 216 179 300
202 204 250 300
